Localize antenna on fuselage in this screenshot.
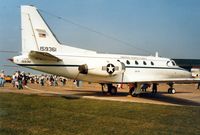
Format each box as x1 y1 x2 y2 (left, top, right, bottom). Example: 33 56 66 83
155 52 159 57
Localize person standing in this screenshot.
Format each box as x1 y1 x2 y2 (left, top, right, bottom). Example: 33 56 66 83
0 70 5 87
62 78 66 86
50 75 54 86
40 75 45 86
17 72 23 90
53 75 58 86
0 71 2 87
22 73 28 86
152 83 158 93
15 71 19 88
12 72 17 87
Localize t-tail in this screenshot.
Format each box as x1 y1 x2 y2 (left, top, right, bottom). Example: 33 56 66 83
21 5 96 55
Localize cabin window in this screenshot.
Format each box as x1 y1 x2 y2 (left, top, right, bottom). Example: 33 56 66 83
151 61 154 65
126 60 130 65
135 61 139 65
143 61 147 65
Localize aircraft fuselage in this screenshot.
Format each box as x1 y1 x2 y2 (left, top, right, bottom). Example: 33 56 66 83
13 53 192 83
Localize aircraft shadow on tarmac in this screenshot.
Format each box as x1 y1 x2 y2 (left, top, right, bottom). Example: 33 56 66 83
64 89 128 97
62 89 200 106
138 92 200 106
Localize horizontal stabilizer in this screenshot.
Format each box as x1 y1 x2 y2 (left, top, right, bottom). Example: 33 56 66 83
29 51 62 61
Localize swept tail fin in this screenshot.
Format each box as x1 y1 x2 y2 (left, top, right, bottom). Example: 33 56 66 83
21 5 96 55
21 5 60 54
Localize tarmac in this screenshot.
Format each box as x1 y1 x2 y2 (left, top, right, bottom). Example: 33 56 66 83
1 81 200 106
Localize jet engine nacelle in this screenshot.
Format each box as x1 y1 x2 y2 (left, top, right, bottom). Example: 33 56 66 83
78 61 125 77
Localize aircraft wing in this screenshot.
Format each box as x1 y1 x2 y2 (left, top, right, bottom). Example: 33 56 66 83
29 51 62 61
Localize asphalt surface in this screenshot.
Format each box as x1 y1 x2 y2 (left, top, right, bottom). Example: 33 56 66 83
1 81 200 106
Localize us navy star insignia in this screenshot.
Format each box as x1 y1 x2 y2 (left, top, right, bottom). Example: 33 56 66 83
107 64 115 74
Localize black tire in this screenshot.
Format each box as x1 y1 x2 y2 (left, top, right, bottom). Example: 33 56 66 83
110 86 117 95
129 87 137 97
129 87 133 95
168 88 175 94
168 88 172 93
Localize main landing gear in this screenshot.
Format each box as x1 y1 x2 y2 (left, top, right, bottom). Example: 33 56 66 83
167 82 176 94
129 87 138 97
100 82 176 97
101 83 117 95
129 83 142 97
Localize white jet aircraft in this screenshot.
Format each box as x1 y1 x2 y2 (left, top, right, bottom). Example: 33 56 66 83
11 5 196 96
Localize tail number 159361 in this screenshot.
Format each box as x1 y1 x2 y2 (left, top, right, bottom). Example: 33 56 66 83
40 46 57 52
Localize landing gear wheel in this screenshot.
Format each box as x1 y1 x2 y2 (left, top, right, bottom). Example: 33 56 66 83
171 89 176 94
129 87 138 97
107 84 117 95
132 93 138 97
110 86 117 95
168 88 172 93
168 88 176 94
167 82 175 94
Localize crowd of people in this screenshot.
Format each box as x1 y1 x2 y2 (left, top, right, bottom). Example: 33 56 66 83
12 72 69 89
0 71 69 90
0 69 84 90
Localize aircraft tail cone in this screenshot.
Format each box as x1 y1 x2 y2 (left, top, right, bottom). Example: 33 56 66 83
8 58 13 62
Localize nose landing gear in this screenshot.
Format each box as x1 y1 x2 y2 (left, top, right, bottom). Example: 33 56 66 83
128 83 143 97
167 82 176 94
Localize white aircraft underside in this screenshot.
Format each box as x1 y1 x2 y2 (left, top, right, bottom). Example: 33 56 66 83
11 5 199 96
